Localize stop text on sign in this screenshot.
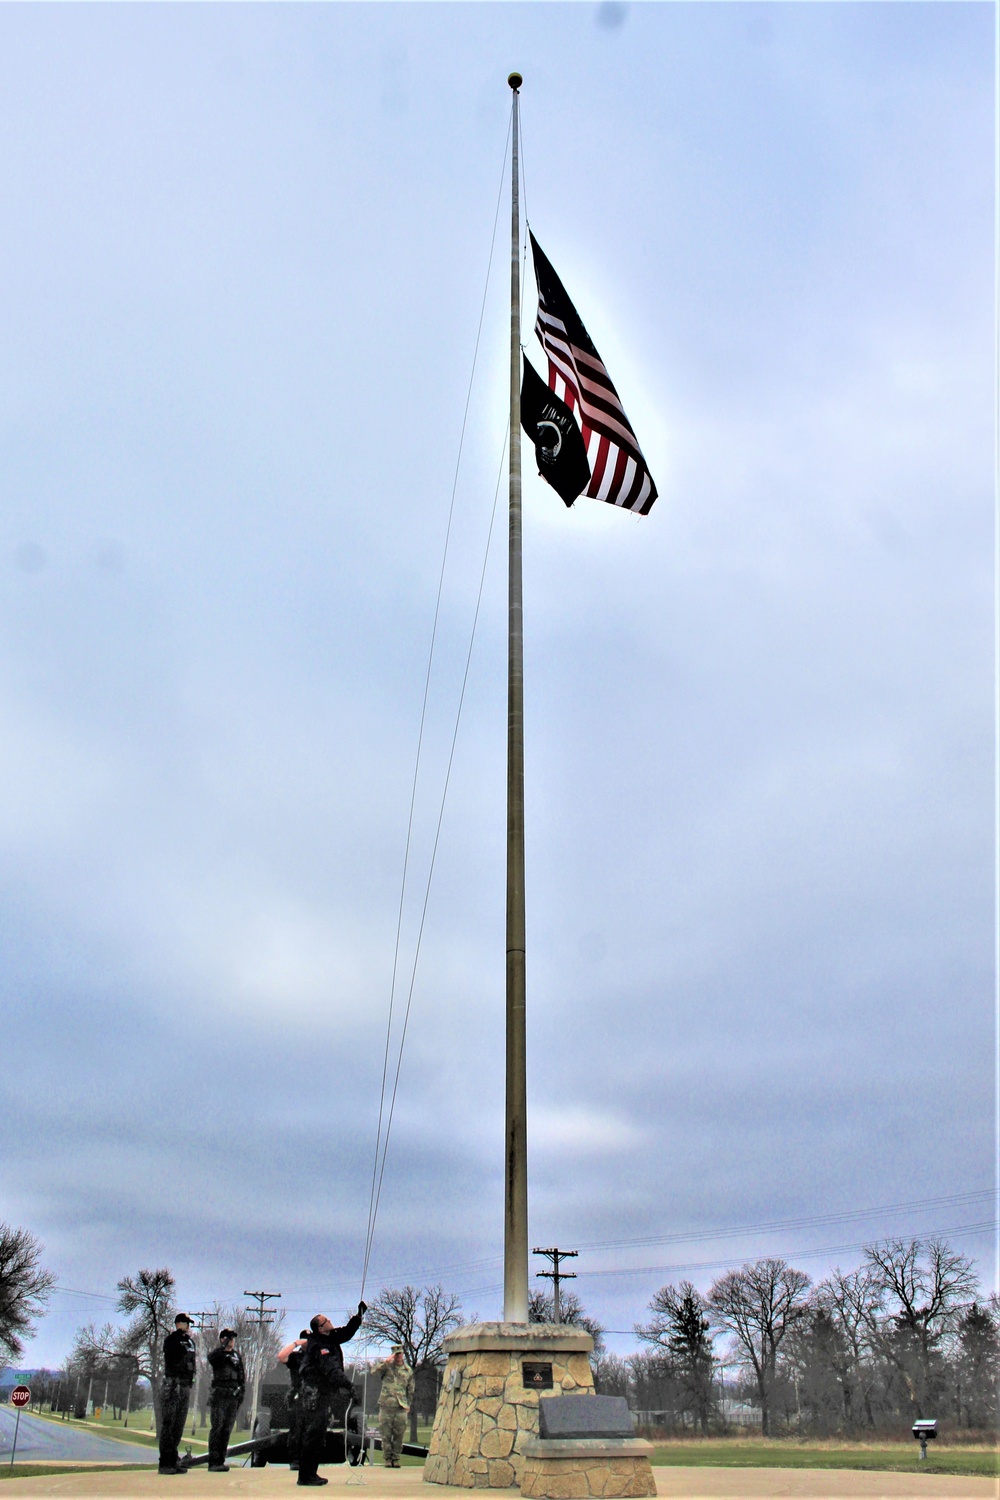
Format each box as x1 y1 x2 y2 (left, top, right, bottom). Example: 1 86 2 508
10 1386 30 1409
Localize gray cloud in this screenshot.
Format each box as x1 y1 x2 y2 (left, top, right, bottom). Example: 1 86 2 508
0 2 991 1368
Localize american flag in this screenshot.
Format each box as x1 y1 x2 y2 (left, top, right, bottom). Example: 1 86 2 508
530 232 657 516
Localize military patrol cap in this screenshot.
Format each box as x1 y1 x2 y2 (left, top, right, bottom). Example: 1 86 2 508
220 1328 236 1340
391 1344 404 1354
175 1313 192 1325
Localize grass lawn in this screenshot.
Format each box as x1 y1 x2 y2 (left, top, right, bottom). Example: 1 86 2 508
648 1438 999 1478
25 1408 211 1454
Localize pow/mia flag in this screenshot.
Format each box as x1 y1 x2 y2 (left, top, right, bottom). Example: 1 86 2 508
529 232 657 516
520 358 591 507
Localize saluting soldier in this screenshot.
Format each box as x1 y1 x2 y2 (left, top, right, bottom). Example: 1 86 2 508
206 1328 246 1473
277 1330 310 1473
374 1345 414 1469
296 1303 366 1488
159 1313 197 1475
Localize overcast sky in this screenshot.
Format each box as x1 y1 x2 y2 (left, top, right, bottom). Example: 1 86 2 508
1 1 994 1370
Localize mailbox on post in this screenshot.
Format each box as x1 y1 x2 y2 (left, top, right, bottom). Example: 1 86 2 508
912 1419 937 1460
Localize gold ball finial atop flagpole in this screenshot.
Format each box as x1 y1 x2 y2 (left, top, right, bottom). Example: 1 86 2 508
508 72 523 90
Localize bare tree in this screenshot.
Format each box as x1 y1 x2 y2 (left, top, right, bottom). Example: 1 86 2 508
530 1288 605 1358
0 1223 55 1368
708 1258 811 1435
815 1263 883 1430
70 1323 137 1416
862 1238 978 1418
202 1301 285 1431
116 1267 176 1430
626 1349 681 1429
636 1281 715 1432
364 1285 462 1441
591 1351 630 1399
954 1301 999 1429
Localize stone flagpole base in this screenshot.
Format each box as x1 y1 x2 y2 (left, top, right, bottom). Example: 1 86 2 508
519 1437 656 1498
424 1322 595 1489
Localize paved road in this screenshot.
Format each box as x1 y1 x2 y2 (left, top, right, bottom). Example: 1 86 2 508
0 1406 154 1464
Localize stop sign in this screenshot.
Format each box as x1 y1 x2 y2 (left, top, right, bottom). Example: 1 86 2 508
10 1386 30 1409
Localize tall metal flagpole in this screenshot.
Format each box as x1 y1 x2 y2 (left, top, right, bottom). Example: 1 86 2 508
504 70 528 1325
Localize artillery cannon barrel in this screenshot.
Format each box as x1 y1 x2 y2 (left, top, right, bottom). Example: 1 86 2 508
184 1431 288 1468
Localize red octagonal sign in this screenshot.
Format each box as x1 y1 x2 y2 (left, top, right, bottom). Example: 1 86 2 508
10 1386 30 1408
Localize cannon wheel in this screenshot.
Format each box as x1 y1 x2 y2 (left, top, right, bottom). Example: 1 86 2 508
251 1408 270 1467
344 1397 362 1466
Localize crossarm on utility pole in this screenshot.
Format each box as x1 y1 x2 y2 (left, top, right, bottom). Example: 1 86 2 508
532 1247 578 1325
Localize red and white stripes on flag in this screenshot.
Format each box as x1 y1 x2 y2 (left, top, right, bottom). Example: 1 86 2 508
530 232 657 516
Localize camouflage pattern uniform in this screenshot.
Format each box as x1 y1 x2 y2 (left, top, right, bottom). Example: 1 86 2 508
374 1352 414 1468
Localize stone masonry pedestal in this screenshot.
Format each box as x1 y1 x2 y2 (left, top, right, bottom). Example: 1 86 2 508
424 1322 595 1489
519 1437 656 1499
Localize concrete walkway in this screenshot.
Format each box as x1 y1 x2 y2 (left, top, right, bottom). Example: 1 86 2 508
0 1466 996 1499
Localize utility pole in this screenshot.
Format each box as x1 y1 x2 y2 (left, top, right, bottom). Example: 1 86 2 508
187 1310 212 1437
532 1247 578 1325
243 1290 281 1443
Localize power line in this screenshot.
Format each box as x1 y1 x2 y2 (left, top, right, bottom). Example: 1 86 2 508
428 1218 1000 1305
278 1187 995 1297
571 1219 999 1280
46 1189 995 1311
571 1189 994 1254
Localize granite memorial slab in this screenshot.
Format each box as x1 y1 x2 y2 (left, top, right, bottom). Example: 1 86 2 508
536 1395 634 1441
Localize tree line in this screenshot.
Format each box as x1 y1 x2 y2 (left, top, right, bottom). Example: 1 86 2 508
2 1219 996 1441
594 1237 998 1438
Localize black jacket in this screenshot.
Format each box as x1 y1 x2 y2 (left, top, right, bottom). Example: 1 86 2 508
298 1312 363 1393
287 1346 304 1392
208 1345 246 1396
163 1330 197 1384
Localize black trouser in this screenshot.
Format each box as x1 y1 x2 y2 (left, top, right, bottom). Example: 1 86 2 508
159 1377 192 1469
208 1390 240 1466
287 1385 302 1465
297 1385 331 1483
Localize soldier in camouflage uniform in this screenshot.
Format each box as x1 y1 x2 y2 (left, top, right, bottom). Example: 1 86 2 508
374 1346 414 1468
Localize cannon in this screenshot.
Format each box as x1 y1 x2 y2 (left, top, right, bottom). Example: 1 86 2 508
183 1384 428 1469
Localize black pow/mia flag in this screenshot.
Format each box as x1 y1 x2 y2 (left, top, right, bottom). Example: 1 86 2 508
520 357 592 507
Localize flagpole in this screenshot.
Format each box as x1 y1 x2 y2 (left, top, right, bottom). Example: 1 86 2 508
504 69 529 1325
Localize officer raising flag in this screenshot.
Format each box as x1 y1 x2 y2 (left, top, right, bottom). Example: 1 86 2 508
295 1303 366 1488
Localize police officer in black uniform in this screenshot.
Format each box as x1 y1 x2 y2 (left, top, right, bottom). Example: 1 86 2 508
206 1328 246 1472
296 1303 366 1487
159 1313 197 1475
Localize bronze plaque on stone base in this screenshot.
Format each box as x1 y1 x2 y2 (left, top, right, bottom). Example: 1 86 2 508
522 1361 553 1389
